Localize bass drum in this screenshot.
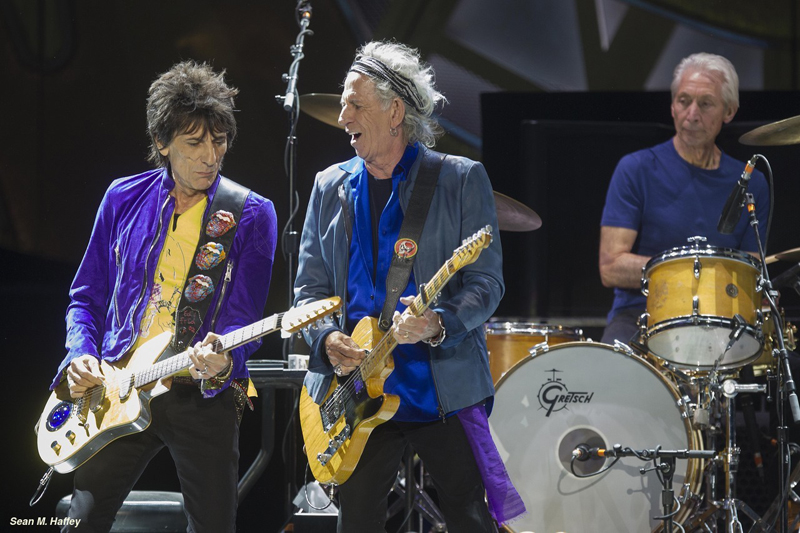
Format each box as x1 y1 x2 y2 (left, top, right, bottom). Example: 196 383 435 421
489 342 703 533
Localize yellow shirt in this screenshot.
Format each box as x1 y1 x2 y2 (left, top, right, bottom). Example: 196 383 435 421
132 198 208 371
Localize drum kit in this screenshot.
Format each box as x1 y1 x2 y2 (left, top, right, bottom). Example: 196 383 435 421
298 94 800 531
484 119 800 533
488 238 800 533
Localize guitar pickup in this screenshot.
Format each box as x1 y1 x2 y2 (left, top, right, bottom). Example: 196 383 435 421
317 424 351 466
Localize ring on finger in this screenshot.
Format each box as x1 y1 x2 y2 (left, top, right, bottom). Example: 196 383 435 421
334 364 344 376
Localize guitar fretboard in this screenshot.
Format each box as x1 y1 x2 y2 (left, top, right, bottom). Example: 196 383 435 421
360 254 460 378
133 313 283 388
357 230 491 380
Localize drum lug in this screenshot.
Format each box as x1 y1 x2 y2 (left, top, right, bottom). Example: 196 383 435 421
693 255 702 279
641 265 649 296
612 340 635 356
692 296 700 321
529 341 550 356
637 312 649 332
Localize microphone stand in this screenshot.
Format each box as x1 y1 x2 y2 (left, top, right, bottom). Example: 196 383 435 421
275 1 313 519
597 445 716 533
276 1 314 316
746 192 800 533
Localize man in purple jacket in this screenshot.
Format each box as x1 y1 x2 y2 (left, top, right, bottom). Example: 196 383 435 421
52 61 277 532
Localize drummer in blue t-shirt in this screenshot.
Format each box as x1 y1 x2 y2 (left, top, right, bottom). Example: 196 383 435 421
598 52 768 345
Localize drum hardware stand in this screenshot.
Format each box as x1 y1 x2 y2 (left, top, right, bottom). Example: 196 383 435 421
680 378 766 533
747 190 800 533
751 459 800 532
387 447 446 533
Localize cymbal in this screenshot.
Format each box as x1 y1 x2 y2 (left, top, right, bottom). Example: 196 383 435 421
739 115 800 146
766 246 800 265
299 93 343 129
494 191 542 232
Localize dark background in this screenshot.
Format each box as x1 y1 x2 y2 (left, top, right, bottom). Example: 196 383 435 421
3 1 800 531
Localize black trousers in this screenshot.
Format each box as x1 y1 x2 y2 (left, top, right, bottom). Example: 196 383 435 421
63 383 240 533
600 306 642 346
336 415 498 533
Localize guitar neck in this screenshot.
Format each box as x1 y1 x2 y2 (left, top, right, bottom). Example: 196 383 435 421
132 313 283 388
359 259 457 379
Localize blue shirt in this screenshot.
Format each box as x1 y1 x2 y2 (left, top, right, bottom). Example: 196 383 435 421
601 139 769 320
346 143 441 422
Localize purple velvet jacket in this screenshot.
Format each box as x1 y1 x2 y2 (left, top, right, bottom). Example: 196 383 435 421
51 168 277 397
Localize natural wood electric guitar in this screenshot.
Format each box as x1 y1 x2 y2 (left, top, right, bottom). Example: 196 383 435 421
299 226 493 484
37 297 341 474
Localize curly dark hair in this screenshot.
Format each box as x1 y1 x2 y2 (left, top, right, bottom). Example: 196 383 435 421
146 61 239 167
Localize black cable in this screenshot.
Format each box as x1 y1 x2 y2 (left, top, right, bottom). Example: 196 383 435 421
569 454 622 478
757 154 774 255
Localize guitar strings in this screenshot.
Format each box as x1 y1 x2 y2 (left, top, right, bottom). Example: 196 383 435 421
70 313 288 410
320 236 485 421
321 263 457 421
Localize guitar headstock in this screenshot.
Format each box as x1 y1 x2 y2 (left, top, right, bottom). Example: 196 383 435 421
282 297 343 333
451 225 493 269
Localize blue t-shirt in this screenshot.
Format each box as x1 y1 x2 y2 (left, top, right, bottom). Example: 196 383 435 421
346 143 442 422
601 139 769 320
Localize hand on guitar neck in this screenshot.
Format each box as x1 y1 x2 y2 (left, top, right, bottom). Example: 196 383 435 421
392 295 443 344
325 295 443 377
186 333 231 381
66 333 232 398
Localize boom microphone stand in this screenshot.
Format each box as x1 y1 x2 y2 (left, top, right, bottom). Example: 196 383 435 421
572 444 716 532
717 153 797 531
746 191 800 533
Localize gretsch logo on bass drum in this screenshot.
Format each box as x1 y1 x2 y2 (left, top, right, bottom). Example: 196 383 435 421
537 369 594 416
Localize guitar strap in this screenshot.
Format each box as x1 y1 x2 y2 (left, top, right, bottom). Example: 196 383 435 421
377 150 445 331
173 177 250 351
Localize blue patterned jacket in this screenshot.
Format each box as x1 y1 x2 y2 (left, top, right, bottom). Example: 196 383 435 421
294 146 504 414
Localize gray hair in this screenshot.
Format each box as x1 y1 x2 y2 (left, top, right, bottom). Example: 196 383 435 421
671 52 739 111
351 41 447 147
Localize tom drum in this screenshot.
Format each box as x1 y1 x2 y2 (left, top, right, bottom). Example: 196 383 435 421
642 243 762 370
485 322 583 385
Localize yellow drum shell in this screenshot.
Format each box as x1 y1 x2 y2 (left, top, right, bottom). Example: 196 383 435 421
644 246 762 370
646 256 759 327
485 323 583 385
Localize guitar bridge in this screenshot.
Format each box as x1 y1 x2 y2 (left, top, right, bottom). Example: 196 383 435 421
317 424 351 466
